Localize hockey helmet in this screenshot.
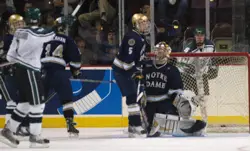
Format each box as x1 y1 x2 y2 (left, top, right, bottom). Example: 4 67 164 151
131 13 150 35
8 14 25 34
25 8 41 24
154 41 172 61
194 27 205 46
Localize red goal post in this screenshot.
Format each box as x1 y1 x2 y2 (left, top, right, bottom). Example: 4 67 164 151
169 52 250 133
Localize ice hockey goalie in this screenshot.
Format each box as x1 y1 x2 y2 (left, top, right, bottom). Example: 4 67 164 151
142 42 207 137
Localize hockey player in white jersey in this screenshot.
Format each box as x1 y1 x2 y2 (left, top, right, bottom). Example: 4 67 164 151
143 42 206 137
0 8 55 148
179 27 218 123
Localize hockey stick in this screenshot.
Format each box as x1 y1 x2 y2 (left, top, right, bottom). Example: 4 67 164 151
71 0 85 17
45 91 57 103
136 67 149 130
69 78 116 84
0 62 14 68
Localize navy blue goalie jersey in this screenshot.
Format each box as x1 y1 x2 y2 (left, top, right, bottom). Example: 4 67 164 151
41 33 81 69
112 30 147 74
143 62 183 102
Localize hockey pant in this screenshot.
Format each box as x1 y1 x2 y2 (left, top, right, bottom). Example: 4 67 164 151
6 66 45 135
114 71 142 126
42 66 74 119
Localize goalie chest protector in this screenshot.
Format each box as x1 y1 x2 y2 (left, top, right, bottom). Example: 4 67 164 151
143 63 183 102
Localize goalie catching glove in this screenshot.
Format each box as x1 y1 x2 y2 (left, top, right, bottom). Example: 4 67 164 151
172 90 199 119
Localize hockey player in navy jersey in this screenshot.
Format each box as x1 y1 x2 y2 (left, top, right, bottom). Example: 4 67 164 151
143 42 206 137
112 13 150 137
1 8 55 148
41 16 81 136
1 14 30 136
143 42 182 136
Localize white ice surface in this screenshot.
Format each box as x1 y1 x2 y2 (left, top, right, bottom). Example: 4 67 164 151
0 128 250 151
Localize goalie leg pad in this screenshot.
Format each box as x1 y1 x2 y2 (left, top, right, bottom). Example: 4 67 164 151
149 113 180 136
149 113 206 137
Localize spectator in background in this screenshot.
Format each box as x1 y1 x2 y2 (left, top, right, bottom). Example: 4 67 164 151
98 29 118 64
13 0 30 17
53 0 74 18
75 37 97 65
78 0 117 32
155 0 188 26
41 10 55 27
5 0 16 12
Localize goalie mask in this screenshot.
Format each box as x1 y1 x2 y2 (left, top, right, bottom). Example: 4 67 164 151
8 14 25 34
132 13 150 35
153 42 172 64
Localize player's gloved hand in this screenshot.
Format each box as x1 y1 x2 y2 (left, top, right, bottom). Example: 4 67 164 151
131 71 144 80
71 69 81 79
56 15 76 26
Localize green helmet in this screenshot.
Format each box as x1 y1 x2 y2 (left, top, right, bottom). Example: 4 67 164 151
194 27 205 35
25 8 41 24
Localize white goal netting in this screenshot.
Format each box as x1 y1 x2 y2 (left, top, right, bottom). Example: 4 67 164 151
170 52 249 133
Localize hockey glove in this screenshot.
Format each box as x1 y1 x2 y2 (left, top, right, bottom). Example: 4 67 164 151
131 71 144 80
70 67 81 79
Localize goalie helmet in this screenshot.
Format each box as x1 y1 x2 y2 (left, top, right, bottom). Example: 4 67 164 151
8 14 25 34
25 8 41 24
153 41 172 64
132 13 150 35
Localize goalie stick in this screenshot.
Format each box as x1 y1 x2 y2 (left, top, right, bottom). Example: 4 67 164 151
136 66 149 131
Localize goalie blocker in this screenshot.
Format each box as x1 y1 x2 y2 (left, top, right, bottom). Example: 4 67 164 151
149 90 207 137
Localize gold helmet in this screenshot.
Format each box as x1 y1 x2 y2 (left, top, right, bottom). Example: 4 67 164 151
131 13 150 35
154 42 172 64
8 14 25 34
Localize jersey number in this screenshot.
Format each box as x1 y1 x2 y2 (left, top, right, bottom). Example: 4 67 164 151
45 44 63 58
129 47 133 55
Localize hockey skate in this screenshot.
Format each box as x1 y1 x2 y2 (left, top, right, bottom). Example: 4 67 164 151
66 118 79 137
29 135 50 148
0 127 19 148
16 126 30 137
147 132 161 137
128 126 147 138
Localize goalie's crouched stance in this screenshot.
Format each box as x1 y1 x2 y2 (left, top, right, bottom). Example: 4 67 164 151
142 42 206 137
148 90 207 137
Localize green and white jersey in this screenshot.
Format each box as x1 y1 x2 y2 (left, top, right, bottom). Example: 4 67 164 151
7 26 55 71
183 39 215 53
179 39 216 75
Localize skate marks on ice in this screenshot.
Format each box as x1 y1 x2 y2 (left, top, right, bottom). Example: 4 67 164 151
0 128 250 151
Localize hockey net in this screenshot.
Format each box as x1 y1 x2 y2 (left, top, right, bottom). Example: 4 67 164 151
169 52 250 133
